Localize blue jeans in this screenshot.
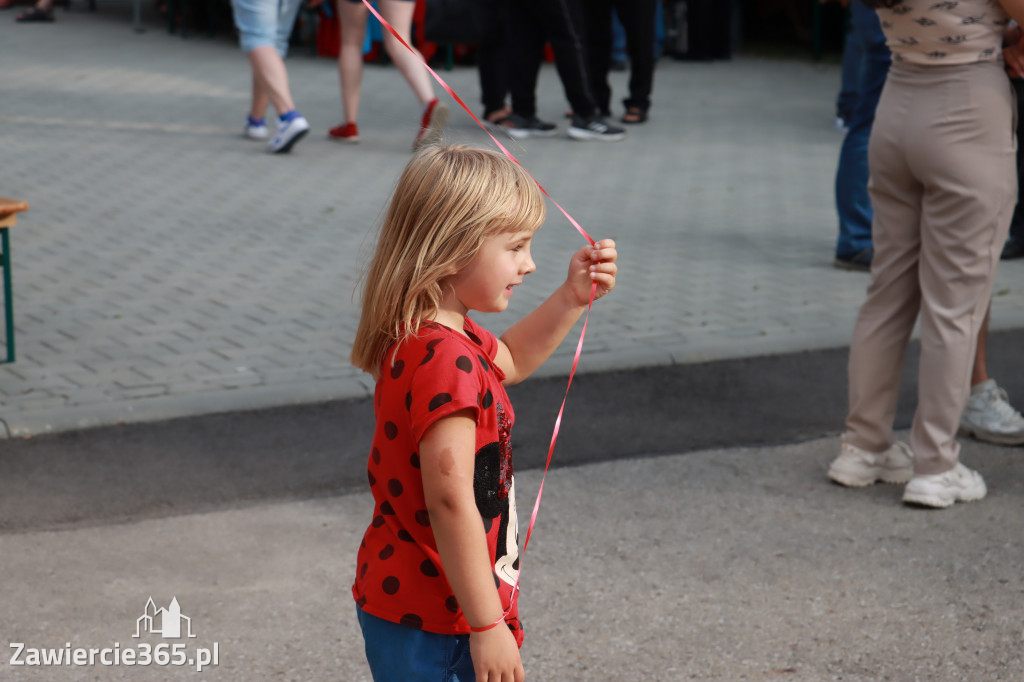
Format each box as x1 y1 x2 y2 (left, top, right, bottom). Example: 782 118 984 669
835 21 861 123
357 607 476 682
231 0 304 55
834 2 891 260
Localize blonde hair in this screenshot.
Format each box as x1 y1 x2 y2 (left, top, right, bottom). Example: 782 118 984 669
351 144 546 378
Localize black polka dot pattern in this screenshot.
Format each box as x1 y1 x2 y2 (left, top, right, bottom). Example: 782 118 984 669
481 389 493 409
410 452 420 468
380 501 395 515
428 393 453 411
400 614 424 630
390 359 405 379
420 559 440 578
384 422 398 440
371 515 385 528
382 577 400 595
414 510 431 527
421 338 442 365
371 447 381 464
397 529 415 542
445 596 459 613
388 479 403 497
379 545 394 560
455 356 473 373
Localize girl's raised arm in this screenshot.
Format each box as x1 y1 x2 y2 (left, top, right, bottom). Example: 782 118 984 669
496 239 618 385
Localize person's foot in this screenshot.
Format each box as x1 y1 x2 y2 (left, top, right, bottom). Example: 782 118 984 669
828 440 914 487
834 247 873 272
567 115 625 142
483 105 512 126
902 463 986 508
328 122 360 144
268 111 309 154
412 99 449 152
499 113 557 140
959 379 1024 445
1001 236 1024 260
621 107 648 124
244 116 268 140
15 5 54 20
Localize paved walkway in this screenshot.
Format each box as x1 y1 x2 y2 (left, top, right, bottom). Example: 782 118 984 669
3 7 1024 440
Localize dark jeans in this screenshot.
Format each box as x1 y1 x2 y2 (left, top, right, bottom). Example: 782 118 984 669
585 0 658 113
834 2 891 259
1009 77 1024 243
506 0 598 119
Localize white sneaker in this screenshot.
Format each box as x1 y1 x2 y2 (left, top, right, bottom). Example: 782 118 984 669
828 440 913 487
958 379 1024 445
902 463 986 508
244 117 269 140
268 113 309 154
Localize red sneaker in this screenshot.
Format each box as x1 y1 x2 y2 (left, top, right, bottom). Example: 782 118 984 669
412 99 449 152
328 122 359 144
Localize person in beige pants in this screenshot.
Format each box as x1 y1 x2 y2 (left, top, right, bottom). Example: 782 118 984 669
827 0 1024 508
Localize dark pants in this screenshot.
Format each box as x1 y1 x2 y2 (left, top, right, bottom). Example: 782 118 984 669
1008 77 1024 244
585 0 658 113
506 0 598 119
477 0 510 118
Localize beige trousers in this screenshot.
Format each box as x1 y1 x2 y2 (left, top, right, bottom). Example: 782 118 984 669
845 59 1017 475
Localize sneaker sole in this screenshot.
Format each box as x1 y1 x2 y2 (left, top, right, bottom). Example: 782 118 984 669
567 127 625 142
833 258 870 272
957 424 1024 445
902 480 986 509
828 463 911 487
270 127 309 154
504 128 558 140
327 135 360 144
413 102 450 152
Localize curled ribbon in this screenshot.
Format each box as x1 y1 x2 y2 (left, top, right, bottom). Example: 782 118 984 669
360 0 597 623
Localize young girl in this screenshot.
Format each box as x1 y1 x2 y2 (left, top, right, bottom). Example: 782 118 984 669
350 144 618 681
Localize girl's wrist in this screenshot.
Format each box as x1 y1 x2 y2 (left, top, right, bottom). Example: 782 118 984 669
469 614 505 633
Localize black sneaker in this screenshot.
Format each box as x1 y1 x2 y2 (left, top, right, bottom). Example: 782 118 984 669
1001 237 1024 260
500 113 558 140
567 115 626 142
834 247 873 272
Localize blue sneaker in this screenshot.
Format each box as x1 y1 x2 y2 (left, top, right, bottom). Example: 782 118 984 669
268 112 309 154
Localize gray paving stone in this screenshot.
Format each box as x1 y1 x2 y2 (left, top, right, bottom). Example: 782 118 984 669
2 10 1024 437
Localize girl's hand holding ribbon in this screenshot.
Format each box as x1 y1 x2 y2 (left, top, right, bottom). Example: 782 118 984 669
566 239 618 306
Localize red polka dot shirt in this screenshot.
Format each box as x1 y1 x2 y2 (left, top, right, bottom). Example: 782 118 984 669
352 318 523 645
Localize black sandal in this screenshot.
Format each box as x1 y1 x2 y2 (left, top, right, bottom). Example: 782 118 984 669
621 107 648 124
15 6 54 20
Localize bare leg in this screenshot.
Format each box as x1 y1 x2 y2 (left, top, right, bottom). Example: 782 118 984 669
338 0 368 123
250 73 269 120
971 306 991 387
248 45 296 117
379 0 435 105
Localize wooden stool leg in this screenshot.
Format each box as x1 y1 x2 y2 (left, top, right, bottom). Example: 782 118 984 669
1 227 13 364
